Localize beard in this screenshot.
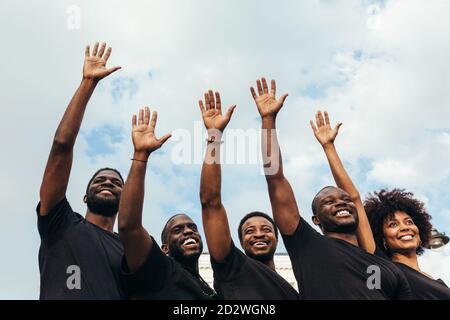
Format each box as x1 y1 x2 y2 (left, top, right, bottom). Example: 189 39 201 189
168 240 203 264
244 246 276 264
86 192 119 217
321 217 359 234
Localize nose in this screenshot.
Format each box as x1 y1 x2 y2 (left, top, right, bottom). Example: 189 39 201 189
183 226 194 235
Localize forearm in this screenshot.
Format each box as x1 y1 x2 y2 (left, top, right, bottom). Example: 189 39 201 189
322 143 360 200
53 79 97 147
200 131 223 208
261 115 284 180
118 152 148 232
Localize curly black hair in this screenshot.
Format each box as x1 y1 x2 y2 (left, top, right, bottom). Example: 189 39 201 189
364 188 432 256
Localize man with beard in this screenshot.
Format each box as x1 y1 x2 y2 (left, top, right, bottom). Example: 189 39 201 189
37 43 125 299
119 107 216 299
253 77 412 299
198 90 298 299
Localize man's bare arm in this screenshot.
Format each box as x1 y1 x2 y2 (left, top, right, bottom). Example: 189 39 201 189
199 90 236 263
118 107 171 272
39 43 121 215
251 78 300 236
310 111 376 253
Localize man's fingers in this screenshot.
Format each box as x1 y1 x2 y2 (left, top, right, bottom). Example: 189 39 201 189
318 111 325 127
257 80 263 95
132 114 137 128
315 112 321 127
103 47 112 62
215 91 221 112
278 93 288 105
138 108 144 126
335 122 343 133
98 42 106 57
208 90 215 109
250 87 257 100
324 111 331 126
159 133 172 146
92 42 99 56
198 100 205 113
144 107 151 126
225 104 237 119
262 77 269 94
310 120 317 133
270 79 276 96
85 45 90 57
106 66 121 76
204 93 210 110
150 111 158 129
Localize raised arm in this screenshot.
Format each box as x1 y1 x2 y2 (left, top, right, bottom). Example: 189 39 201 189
310 111 376 253
199 90 236 263
251 78 300 236
118 107 171 272
39 42 121 215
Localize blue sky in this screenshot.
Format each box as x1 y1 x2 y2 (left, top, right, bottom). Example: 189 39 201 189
0 0 449 299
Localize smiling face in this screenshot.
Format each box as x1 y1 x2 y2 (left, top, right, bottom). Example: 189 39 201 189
162 215 203 263
383 211 421 254
312 187 359 234
240 216 277 263
84 169 123 217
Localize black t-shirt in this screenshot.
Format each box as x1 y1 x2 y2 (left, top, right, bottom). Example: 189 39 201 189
122 240 217 300
211 241 299 300
282 217 413 300
394 262 450 300
37 198 125 300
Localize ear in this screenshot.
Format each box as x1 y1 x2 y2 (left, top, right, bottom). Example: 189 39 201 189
161 244 169 255
83 195 87 203
312 215 321 227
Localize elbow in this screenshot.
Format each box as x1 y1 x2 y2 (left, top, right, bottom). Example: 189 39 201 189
200 192 222 209
52 136 73 151
118 216 137 234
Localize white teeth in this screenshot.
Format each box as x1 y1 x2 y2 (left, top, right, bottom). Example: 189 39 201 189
336 210 350 217
254 242 267 247
183 238 196 246
400 235 413 240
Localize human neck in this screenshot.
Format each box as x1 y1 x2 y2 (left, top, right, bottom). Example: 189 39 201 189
264 258 276 271
85 211 116 232
391 251 420 272
180 258 199 274
324 231 359 247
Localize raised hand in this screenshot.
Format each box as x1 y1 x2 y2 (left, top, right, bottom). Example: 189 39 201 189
198 90 236 133
132 107 172 158
250 77 288 118
83 42 121 81
310 111 342 146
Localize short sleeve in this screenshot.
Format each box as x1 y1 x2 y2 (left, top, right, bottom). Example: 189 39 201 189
281 217 324 259
210 241 247 281
36 197 79 240
122 240 174 295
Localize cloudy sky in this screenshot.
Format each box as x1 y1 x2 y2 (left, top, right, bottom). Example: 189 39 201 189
0 0 449 299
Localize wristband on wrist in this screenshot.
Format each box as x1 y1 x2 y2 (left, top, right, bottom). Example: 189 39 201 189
131 158 148 163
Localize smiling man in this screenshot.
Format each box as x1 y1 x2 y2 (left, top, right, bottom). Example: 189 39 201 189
256 77 413 299
118 107 216 300
37 43 125 299
198 89 298 300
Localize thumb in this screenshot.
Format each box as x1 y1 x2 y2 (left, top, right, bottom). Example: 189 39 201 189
225 104 237 119
335 123 343 133
106 66 122 75
159 133 172 146
278 93 289 105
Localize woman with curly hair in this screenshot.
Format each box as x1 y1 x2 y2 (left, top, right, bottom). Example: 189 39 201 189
365 189 450 299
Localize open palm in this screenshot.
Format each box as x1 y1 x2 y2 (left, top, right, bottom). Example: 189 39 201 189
251 78 288 118
83 42 121 81
198 90 236 132
310 111 342 146
132 107 171 155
